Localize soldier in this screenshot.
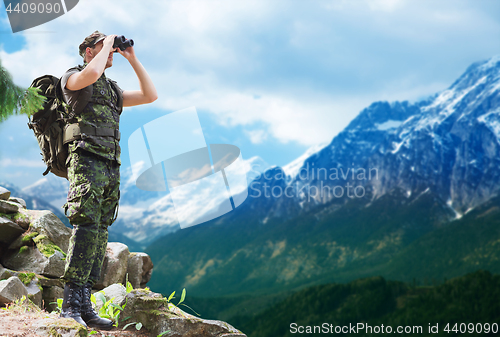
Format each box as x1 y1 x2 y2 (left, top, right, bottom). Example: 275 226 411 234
59 31 157 329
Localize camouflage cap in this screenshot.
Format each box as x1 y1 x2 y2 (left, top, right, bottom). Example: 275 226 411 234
79 30 106 58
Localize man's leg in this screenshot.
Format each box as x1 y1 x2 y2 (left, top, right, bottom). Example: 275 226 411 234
87 159 120 285
63 150 106 285
61 149 106 327
80 158 119 330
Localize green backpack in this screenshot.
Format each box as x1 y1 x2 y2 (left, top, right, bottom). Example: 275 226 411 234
27 75 72 179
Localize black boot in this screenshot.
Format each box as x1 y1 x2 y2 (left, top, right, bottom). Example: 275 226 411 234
60 282 87 328
80 282 114 330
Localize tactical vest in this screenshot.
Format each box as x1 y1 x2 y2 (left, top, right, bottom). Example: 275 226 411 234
61 65 124 162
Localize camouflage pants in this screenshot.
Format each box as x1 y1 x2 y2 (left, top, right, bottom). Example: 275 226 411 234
62 148 120 286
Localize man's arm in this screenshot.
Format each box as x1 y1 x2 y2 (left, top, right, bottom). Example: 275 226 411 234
119 46 158 107
66 35 117 91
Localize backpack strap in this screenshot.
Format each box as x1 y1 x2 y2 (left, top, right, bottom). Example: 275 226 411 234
61 65 93 119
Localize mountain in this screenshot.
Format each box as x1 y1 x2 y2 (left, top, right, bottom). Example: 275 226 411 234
242 55 500 220
111 155 271 246
21 175 69 210
146 56 500 298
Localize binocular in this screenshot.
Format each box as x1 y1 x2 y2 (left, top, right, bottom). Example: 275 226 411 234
113 35 134 52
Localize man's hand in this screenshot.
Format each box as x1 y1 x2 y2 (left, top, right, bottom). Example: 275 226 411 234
103 34 118 52
117 44 136 61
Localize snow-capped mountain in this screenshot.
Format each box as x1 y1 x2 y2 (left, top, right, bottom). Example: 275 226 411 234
254 55 500 219
111 155 270 245
368 55 500 214
22 175 69 210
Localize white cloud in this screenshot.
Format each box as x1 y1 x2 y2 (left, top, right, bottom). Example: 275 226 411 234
1 0 499 148
245 129 268 144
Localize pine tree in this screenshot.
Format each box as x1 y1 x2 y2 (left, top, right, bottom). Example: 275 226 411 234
0 58 44 122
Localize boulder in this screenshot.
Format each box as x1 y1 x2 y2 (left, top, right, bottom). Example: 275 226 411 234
0 199 19 214
8 208 31 230
25 276 43 308
0 217 25 244
38 275 64 288
8 197 26 209
94 283 127 312
0 276 28 305
1 246 65 278
0 186 10 200
126 252 154 288
42 286 64 312
28 210 72 253
0 265 14 280
94 242 129 289
120 289 247 337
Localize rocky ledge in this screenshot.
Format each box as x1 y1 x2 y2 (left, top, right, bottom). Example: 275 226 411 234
0 185 247 336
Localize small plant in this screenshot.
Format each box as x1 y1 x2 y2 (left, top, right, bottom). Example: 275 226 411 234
165 288 199 316
21 231 38 243
14 295 27 306
49 298 63 314
157 331 170 336
92 291 124 327
125 274 133 293
122 321 143 331
1 295 40 315
1 295 27 311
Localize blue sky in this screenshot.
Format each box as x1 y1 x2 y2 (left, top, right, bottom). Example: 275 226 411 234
1 0 500 190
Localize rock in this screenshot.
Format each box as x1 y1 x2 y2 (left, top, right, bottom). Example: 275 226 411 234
7 235 26 250
94 283 127 312
0 186 10 201
28 210 72 253
0 217 25 244
42 285 64 312
25 277 43 308
0 276 28 305
9 208 31 230
121 289 247 337
94 242 129 289
0 265 14 280
8 227 39 250
126 252 154 288
1 246 65 278
38 275 64 288
8 197 26 208
32 317 88 337
0 199 19 214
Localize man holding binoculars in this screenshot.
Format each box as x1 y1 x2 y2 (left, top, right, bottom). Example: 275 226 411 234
59 30 157 329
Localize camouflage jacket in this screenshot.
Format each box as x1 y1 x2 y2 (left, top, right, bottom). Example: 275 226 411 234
61 63 123 164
